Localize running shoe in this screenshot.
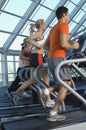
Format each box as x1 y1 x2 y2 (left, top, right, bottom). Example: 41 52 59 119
46 100 55 108
47 113 66 122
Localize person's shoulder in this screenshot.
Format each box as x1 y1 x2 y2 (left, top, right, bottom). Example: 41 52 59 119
59 21 68 27
50 24 57 31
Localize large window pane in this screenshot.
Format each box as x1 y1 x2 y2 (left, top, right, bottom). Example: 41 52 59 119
2 0 32 16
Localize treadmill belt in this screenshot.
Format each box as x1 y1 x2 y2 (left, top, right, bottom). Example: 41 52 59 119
2 109 86 130
0 105 44 117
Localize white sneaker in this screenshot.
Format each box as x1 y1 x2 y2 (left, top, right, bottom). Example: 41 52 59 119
46 100 55 108
12 92 19 105
23 91 31 98
47 113 66 122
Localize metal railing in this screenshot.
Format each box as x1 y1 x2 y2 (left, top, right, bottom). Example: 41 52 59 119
55 58 86 106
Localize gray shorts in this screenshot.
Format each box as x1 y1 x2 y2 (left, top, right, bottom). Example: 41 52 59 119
48 58 71 82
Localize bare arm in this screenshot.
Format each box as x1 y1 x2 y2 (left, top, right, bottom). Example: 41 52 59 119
60 34 79 49
20 47 30 61
20 55 29 61
43 37 50 51
27 32 43 49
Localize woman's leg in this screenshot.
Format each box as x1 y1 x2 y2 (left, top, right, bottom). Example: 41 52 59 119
15 68 35 97
15 78 35 97
39 67 54 102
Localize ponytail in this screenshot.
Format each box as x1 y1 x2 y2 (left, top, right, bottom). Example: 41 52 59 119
29 24 36 34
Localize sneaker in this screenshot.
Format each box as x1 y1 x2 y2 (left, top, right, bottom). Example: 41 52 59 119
12 93 19 105
6 90 12 99
46 100 55 108
47 113 66 122
37 87 46 108
23 91 31 98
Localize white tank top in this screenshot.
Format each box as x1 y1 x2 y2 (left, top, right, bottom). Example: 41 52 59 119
36 38 46 45
32 37 46 52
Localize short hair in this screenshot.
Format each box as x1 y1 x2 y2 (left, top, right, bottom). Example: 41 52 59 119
56 6 68 20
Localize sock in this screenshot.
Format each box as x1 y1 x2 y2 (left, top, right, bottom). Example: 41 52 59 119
44 88 49 95
50 110 57 116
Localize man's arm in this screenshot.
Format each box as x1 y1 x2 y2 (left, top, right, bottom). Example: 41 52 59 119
60 34 79 49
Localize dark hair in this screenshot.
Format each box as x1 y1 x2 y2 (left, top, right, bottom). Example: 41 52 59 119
56 6 68 20
21 37 28 48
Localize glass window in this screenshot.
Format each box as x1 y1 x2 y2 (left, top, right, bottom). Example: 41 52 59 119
41 0 60 10
0 32 10 47
73 10 85 23
69 21 77 32
2 0 32 16
0 54 1 60
0 13 20 32
49 18 57 27
19 21 34 36
9 36 25 50
30 5 52 21
8 74 15 82
15 56 19 61
0 62 2 74
7 56 13 61
15 62 19 72
82 3 86 11
65 1 76 14
71 0 80 5
77 26 84 33
7 62 14 73
0 75 3 87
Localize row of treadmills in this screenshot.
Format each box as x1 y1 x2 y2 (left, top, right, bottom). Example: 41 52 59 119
0 69 86 130
1 40 86 129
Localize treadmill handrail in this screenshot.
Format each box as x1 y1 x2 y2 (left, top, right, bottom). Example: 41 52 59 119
55 58 86 106
34 63 49 89
33 63 58 101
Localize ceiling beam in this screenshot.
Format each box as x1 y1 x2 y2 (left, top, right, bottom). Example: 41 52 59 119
0 0 6 9
3 0 41 50
69 0 85 22
70 13 86 39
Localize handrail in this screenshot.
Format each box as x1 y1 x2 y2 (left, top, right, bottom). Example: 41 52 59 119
55 58 86 106
34 63 49 89
33 63 58 98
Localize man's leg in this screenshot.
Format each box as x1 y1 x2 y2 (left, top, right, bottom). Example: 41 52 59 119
47 81 71 121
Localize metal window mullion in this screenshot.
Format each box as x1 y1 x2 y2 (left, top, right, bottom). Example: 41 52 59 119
0 0 6 10
1 53 8 86
69 13 86 39
69 0 85 22
3 0 42 50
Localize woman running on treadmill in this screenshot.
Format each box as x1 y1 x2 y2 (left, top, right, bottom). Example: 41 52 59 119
13 19 55 107
7 37 32 96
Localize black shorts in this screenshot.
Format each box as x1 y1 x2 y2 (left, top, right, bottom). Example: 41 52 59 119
29 53 44 68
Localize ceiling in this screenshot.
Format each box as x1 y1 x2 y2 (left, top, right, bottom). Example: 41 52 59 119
0 0 86 55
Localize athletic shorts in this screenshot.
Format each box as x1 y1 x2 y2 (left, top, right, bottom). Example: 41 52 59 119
29 53 44 68
48 58 71 82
